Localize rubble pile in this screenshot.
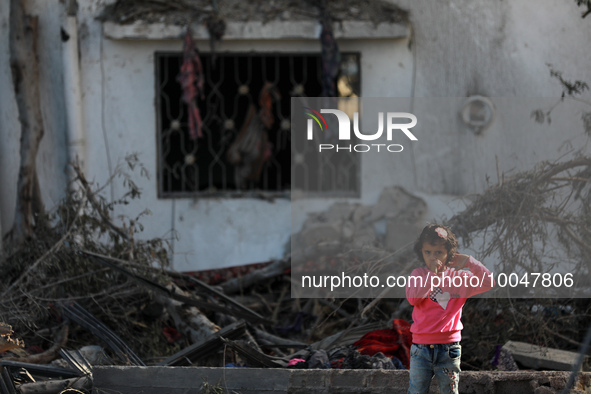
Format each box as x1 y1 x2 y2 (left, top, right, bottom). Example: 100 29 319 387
0 157 590 393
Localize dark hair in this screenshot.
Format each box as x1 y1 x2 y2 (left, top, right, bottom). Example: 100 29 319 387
413 224 458 264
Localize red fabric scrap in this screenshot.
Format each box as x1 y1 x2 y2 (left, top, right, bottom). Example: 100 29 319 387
258 81 280 129
186 261 271 286
163 326 182 343
353 318 412 369
178 28 205 140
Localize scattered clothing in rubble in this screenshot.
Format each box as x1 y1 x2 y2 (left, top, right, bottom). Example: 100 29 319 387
346 352 373 369
307 349 331 369
353 318 413 369
287 358 308 368
327 346 349 369
371 352 400 370
224 363 248 368
327 345 403 370
281 345 405 370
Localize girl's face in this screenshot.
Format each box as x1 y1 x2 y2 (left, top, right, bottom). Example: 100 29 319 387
422 241 448 273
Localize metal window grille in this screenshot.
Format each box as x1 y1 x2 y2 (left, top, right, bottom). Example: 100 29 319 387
155 51 360 198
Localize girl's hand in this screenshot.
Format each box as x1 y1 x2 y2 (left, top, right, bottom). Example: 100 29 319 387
447 254 469 269
428 259 445 274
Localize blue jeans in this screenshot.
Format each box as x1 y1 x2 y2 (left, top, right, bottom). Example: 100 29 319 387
407 343 461 394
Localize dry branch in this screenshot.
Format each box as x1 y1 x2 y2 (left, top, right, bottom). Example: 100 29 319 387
220 257 290 294
159 283 220 344
253 327 306 348
0 157 172 363
9 0 46 244
442 155 591 366
0 331 24 353
71 162 130 242
2 324 68 364
449 156 591 276
0 215 79 299
81 249 269 323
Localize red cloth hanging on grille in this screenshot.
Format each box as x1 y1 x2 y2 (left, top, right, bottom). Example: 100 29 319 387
178 28 205 140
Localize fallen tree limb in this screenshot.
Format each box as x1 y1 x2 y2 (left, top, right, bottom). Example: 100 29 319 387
2 324 68 364
220 338 287 368
158 320 246 366
18 376 91 394
252 327 307 348
220 258 290 294
159 283 220 344
80 249 270 324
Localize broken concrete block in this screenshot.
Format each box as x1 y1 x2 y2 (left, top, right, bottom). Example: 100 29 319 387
352 204 371 224
325 202 355 222
369 186 427 222
299 223 342 244
351 226 379 249
293 187 428 266
342 220 355 239
79 345 111 365
503 340 588 371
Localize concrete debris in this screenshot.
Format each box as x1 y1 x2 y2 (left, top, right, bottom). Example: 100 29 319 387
292 186 427 272
503 340 590 371
0 172 589 394
92 367 591 394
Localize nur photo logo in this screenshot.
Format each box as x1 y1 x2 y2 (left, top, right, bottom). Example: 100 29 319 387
304 107 330 137
303 106 418 153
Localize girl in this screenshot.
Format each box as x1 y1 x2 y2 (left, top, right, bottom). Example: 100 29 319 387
406 224 494 394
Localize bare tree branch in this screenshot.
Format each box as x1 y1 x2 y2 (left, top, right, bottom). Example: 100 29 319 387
9 0 46 245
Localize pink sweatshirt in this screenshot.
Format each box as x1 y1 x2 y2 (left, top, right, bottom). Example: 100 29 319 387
405 256 494 344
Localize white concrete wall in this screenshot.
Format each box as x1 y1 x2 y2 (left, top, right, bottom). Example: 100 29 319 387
1 0 590 271
77 32 412 271
396 0 591 195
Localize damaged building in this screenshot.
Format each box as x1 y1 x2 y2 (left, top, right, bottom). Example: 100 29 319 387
1 0 591 392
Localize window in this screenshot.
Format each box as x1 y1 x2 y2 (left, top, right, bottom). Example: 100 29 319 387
155 51 360 198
